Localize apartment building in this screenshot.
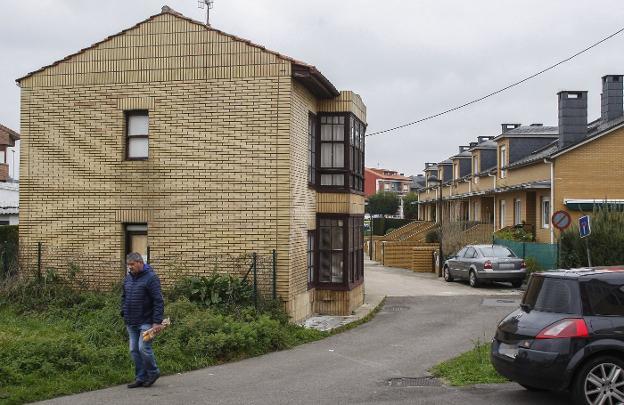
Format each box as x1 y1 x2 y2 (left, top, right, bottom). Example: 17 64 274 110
417 75 624 244
16 6 367 321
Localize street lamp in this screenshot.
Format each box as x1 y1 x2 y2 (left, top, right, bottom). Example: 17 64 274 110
427 175 444 276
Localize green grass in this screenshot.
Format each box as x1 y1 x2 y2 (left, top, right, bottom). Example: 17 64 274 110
430 342 509 386
0 290 328 405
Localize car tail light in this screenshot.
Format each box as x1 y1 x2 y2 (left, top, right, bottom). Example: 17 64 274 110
484 260 493 270
520 260 526 269
536 318 589 339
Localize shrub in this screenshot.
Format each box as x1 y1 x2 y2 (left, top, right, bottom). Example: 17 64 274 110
495 227 533 242
425 229 440 243
560 206 624 268
167 274 254 309
524 257 543 278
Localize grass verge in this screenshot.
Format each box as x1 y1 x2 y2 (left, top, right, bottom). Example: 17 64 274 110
430 342 508 386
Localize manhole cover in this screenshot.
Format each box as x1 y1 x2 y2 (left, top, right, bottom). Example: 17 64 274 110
481 298 520 307
384 305 410 312
387 377 441 387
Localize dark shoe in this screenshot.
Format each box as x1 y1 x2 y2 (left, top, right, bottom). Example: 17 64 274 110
142 372 160 387
127 380 144 388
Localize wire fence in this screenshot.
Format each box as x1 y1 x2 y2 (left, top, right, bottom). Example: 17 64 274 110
6 241 278 305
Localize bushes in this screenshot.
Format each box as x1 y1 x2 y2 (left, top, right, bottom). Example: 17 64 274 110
560 207 624 268
494 227 533 242
0 272 326 404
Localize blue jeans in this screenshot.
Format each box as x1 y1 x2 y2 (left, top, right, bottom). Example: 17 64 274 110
127 324 160 382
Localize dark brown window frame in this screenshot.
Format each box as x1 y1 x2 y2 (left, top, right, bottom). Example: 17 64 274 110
314 214 364 291
307 230 315 289
308 112 317 187
124 223 149 264
125 110 149 161
315 112 366 195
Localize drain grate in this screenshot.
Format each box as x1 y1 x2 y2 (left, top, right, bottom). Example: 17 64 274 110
384 305 410 312
387 377 442 387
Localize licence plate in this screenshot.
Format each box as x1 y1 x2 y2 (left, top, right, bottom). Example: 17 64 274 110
498 343 518 359
499 263 516 270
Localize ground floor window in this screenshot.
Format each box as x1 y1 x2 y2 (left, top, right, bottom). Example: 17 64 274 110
499 200 506 229
307 230 315 288
514 199 522 225
125 224 148 263
316 215 363 289
541 197 550 229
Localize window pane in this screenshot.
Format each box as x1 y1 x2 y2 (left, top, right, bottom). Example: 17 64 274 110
319 227 331 249
128 137 149 158
332 225 343 249
333 143 344 167
331 253 343 283
319 252 331 282
333 174 344 186
321 143 333 167
333 124 344 141
321 125 332 141
128 114 148 135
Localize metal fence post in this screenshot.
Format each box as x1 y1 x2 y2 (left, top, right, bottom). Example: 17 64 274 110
37 242 42 279
272 249 277 300
252 252 258 308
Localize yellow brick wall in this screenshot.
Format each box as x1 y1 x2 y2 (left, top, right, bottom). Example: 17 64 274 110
18 13 298 303
498 161 549 188
534 190 552 243
553 126 624 222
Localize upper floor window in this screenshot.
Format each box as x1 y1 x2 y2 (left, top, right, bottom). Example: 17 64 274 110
454 163 460 180
499 145 507 178
308 113 317 185
318 114 365 192
126 111 149 160
473 156 479 184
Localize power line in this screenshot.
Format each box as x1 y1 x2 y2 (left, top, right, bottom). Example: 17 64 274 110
366 26 624 137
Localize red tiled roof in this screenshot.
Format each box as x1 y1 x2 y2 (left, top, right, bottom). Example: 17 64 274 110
365 167 410 182
16 5 338 98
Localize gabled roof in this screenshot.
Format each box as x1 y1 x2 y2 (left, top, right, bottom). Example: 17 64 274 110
0 124 20 146
471 140 497 150
494 125 559 140
16 6 339 98
551 115 624 158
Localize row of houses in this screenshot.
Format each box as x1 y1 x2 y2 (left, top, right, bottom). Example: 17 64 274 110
414 75 624 244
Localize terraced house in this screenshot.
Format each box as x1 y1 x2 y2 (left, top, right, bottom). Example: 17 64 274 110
417 74 624 244
17 6 367 321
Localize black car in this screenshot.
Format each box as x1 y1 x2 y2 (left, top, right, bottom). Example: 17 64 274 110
491 267 624 404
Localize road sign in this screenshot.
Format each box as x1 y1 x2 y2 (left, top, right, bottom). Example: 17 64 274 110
552 210 572 231
579 215 591 238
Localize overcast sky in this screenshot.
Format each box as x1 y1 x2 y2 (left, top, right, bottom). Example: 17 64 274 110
3 0 624 178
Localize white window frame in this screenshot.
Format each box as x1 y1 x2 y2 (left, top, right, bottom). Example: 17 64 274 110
499 145 507 178
499 199 506 229
126 111 149 160
514 199 522 225
541 197 551 229
473 156 479 184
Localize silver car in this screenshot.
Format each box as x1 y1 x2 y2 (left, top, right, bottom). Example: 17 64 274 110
443 244 526 288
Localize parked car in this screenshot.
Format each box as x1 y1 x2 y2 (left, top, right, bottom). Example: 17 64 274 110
442 244 526 288
491 268 624 404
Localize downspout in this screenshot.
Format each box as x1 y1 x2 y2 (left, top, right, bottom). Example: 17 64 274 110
544 158 555 244
488 171 497 230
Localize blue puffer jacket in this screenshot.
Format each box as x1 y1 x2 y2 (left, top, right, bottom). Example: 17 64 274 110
121 264 164 326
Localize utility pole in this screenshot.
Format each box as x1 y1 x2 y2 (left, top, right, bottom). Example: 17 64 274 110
198 0 215 26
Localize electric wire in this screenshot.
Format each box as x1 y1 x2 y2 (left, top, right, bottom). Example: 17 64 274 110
366 26 624 137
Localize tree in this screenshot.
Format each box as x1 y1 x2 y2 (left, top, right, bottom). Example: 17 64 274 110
367 191 400 218
403 192 419 220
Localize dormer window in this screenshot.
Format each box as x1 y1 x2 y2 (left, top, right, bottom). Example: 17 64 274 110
499 145 507 178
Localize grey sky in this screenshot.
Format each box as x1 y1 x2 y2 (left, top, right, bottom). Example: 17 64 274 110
2 1 624 178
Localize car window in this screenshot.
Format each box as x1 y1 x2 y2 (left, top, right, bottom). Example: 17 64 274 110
464 247 476 258
479 246 516 258
456 248 467 258
522 276 581 314
583 280 624 316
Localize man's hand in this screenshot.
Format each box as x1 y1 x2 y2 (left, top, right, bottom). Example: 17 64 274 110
152 323 164 333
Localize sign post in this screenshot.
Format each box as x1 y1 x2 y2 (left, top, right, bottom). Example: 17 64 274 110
579 215 592 267
552 210 572 268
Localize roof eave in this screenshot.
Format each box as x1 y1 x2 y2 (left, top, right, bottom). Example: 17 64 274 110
292 64 339 99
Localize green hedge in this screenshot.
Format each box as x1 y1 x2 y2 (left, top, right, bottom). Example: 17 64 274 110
561 207 624 268
0 225 18 245
371 218 413 236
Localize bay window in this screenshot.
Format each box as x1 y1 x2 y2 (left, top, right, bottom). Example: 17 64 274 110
316 215 364 289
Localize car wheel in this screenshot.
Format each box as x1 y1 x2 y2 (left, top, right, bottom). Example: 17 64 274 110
443 266 454 282
511 280 523 288
519 383 547 392
469 270 480 288
572 356 624 405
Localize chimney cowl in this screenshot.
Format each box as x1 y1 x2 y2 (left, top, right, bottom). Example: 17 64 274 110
501 123 521 133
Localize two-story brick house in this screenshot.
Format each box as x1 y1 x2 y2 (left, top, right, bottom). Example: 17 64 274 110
16 6 366 321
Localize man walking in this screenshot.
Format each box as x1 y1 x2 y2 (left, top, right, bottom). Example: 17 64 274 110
121 252 164 388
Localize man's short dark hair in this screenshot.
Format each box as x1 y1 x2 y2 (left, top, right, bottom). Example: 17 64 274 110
126 252 144 263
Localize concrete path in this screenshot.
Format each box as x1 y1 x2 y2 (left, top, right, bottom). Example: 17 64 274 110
36 261 570 405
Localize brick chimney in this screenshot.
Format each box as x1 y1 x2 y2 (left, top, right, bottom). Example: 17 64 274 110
558 91 588 149
601 75 623 122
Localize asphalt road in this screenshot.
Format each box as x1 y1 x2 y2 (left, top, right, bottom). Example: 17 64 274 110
37 262 571 404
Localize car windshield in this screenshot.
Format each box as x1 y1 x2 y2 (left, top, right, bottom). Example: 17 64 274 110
479 246 515 258
522 275 581 314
